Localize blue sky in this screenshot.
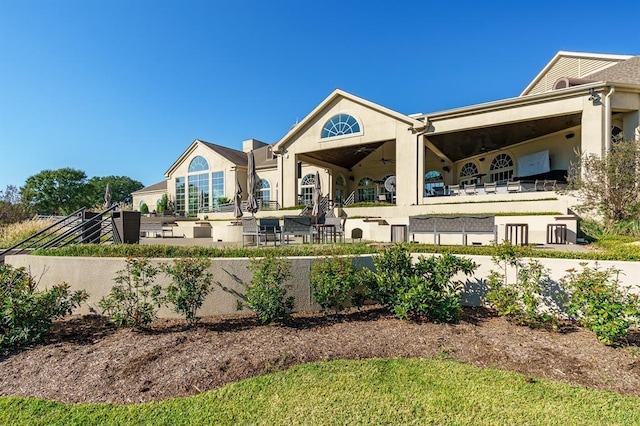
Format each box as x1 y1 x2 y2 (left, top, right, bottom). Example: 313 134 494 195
1 0 639 191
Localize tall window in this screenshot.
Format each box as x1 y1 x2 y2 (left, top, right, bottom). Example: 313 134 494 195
489 153 514 183
321 114 361 138
188 174 209 213
257 178 271 203
335 174 346 205
424 170 444 196
459 162 478 186
212 171 224 205
300 173 316 206
175 177 185 215
357 177 375 202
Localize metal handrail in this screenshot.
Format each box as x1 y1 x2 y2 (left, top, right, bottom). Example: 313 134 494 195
343 191 355 206
0 207 86 258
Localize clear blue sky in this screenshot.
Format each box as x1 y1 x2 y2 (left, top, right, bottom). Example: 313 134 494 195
1 0 638 190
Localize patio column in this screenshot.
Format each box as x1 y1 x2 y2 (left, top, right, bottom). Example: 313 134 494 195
580 95 606 157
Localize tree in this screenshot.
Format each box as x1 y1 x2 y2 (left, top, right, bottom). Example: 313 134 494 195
568 140 640 228
86 176 144 207
20 168 89 215
0 185 31 224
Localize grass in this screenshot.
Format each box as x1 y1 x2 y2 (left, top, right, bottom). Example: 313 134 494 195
1 358 639 425
31 237 640 261
0 218 55 249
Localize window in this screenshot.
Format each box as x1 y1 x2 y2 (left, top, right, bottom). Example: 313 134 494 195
424 170 444 196
212 171 224 205
321 114 361 138
300 173 316 206
188 173 209 213
459 162 478 186
257 178 270 203
335 174 346 205
188 156 209 173
489 153 514 183
379 174 395 202
175 177 185 215
357 177 375 203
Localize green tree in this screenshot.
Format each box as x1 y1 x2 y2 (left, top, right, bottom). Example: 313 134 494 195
20 168 88 215
568 140 640 229
87 176 144 207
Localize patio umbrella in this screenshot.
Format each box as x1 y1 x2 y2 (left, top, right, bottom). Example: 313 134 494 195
234 177 243 219
104 183 112 209
246 150 260 215
311 171 322 220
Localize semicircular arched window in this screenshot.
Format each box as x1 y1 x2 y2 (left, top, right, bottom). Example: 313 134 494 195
300 173 316 206
459 162 478 186
357 177 375 203
321 114 361 138
257 178 271 203
188 156 209 173
489 153 514 183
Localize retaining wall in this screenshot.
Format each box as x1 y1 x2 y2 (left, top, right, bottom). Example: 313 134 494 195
5 254 639 318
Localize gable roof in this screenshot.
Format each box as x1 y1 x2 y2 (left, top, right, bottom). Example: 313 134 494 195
273 89 423 152
521 51 634 96
585 56 640 85
132 180 167 195
200 140 248 166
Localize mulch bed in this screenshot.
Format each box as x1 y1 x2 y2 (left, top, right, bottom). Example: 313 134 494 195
1 306 639 404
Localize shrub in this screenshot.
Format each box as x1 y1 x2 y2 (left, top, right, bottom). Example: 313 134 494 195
239 256 293 323
562 263 640 345
1 264 87 353
161 258 213 326
140 203 149 214
360 245 477 322
484 242 557 327
309 256 361 314
98 257 162 328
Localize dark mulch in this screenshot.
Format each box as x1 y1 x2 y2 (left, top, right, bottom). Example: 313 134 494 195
1 306 639 404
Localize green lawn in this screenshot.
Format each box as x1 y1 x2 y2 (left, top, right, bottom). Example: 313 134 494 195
1 358 639 425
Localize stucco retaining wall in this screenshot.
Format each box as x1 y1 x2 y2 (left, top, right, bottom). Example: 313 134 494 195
5 254 639 318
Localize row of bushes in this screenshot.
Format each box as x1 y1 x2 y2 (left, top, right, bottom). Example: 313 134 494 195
3 243 639 354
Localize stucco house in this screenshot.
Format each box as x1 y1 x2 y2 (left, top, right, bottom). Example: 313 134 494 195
134 51 639 222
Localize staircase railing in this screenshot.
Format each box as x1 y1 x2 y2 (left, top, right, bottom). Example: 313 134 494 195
0 204 120 262
343 191 355 206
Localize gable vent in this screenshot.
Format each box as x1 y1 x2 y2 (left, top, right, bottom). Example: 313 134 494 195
553 77 596 90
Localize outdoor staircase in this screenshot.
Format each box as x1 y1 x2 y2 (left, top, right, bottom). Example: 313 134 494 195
0 205 120 264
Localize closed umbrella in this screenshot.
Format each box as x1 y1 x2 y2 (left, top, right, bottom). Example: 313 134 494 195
104 183 112 209
246 150 259 215
311 171 322 220
234 177 243 219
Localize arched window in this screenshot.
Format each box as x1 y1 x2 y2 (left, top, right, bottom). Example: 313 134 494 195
188 156 209 172
357 177 375 203
188 156 210 213
489 153 514 183
300 173 316 206
424 170 445 196
257 178 270 203
321 114 361 138
336 174 346 186
459 162 478 186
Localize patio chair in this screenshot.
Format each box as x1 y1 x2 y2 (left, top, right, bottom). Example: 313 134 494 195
259 218 282 246
506 180 521 193
463 183 477 195
448 184 460 196
241 217 266 247
483 182 497 194
543 179 557 191
324 216 345 242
